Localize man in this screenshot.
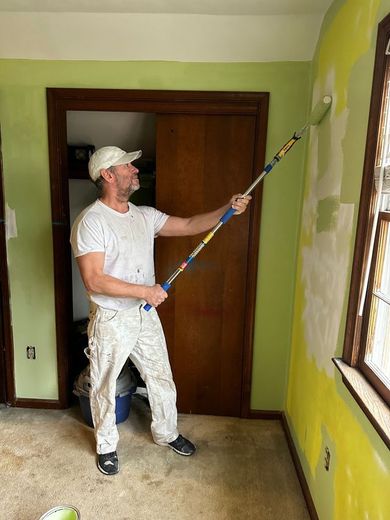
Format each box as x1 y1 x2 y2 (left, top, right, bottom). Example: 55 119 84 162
70 146 251 475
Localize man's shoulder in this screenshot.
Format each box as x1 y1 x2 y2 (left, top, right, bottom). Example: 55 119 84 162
72 201 103 228
131 204 169 234
132 204 162 218
128 203 151 220
132 203 151 214
70 200 107 250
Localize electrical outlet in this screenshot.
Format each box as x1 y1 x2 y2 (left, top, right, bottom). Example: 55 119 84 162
26 346 36 359
324 446 331 471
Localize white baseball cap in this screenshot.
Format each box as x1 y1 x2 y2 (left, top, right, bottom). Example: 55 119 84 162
88 146 142 181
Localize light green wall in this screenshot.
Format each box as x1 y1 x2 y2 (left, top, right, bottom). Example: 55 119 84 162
0 59 310 402
286 1 390 518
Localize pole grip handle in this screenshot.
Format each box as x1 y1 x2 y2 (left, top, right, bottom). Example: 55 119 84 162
143 281 171 311
220 206 236 224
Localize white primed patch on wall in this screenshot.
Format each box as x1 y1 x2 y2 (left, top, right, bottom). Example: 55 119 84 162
301 92 355 375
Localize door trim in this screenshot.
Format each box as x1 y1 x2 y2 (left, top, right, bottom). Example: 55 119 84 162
46 88 269 414
0 127 16 405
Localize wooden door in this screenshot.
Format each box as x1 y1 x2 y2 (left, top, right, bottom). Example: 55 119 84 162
155 114 256 416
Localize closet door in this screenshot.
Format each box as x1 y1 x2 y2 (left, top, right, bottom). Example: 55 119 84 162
155 114 255 416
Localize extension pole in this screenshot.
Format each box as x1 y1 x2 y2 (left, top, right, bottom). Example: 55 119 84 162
144 96 332 311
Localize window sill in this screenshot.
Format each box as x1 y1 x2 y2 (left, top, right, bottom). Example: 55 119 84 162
333 358 390 449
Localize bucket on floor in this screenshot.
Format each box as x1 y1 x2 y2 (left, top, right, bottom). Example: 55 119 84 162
73 363 137 427
78 392 132 427
38 505 80 520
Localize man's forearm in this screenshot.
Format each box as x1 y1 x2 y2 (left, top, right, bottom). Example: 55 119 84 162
84 272 147 300
159 194 250 237
185 203 230 236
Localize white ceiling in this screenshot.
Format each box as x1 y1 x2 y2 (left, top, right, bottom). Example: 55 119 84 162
0 0 333 15
0 0 334 62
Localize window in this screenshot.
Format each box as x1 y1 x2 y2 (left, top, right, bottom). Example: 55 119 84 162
361 212 390 403
358 58 390 406
338 13 390 448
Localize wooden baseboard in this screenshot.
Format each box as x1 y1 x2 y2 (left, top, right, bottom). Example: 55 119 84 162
249 408 318 519
248 409 283 420
14 398 62 409
280 413 319 520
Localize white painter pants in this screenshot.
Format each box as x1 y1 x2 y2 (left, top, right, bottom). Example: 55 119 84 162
87 303 179 455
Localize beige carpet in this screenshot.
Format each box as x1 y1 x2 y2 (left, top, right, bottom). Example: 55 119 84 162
0 398 309 520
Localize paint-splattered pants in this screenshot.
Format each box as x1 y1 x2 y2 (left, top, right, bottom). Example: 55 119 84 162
87 303 178 455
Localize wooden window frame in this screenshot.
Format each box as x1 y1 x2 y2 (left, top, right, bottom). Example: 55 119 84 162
359 211 390 405
334 13 390 449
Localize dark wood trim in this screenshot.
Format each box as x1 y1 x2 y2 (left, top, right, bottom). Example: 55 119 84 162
359 360 390 407
250 408 319 519
0 127 16 406
241 95 269 418
47 88 268 411
341 381 390 450
343 14 390 365
47 88 264 115
341 13 390 437
358 211 390 406
333 358 390 450
47 90 73 409
248 409 282 420
281 413 319 520
14 398 62 409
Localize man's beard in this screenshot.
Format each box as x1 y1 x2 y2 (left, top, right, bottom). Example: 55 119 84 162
115 177 140 201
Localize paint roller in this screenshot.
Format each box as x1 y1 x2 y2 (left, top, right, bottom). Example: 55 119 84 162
144 95 332 311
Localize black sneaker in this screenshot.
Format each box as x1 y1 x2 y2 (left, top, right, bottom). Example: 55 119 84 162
168 435 196 456
97 451 119 475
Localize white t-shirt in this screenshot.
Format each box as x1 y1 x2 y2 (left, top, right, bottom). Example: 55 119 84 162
70 199 169 311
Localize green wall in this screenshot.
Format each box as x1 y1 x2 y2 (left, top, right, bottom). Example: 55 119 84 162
0 60 310 402
286 0 390 518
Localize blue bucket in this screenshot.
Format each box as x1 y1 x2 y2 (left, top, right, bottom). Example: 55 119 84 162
79 393 132 427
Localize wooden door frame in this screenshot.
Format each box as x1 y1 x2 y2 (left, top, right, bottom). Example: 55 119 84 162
0 127 16 405
46 88 269 416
